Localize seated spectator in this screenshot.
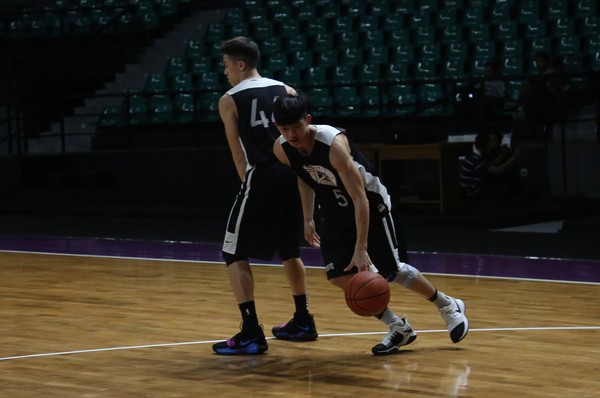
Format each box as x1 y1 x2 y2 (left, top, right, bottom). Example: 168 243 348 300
459 131 521 201
476 59 506 99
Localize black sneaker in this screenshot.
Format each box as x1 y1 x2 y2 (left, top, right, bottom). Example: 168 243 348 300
212 329 268 355
272 314 318 341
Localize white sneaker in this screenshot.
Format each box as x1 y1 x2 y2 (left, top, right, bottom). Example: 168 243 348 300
371 317 418 355
439 297 469 343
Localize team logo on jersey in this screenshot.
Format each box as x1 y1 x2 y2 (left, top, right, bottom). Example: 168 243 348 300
303 165 337 186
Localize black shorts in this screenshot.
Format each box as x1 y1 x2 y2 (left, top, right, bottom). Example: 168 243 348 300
319 204 405 280
223 162 302 261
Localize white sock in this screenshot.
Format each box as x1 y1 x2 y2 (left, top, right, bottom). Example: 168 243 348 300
377 308 403 325
432 290 452 308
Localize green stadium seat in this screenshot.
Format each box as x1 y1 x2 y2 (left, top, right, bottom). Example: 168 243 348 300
65 10 92 35
341 48 363 67
505 80 524 101
463 9 484 28
471 59 487 76
307 87 333 117
525 20 547 39
229 24 250 38
446 42 468 60
395 0 415 13
126 95 148 125
280 66 302 86
197 91 221 122
386 63 410 81
495 21 519 41
144 73 167 93
306 18 327 36
287 36 307 52
417 84 446 116
333 86 360 116
148 95 174 124
185 39 207 59
588 34 600 53
99 105 123 127
171 73 194 92
363 30 384 47
306 66 328 84
391 45 415 63
388 30 410 46
418 43 441 61
414 27 436 45
359 64 382 83
198 71 221 90
383 12 405 31
415 61 436 80
279 20 300 36
333 16 353 34
261 37 281 55
552 19 575 36
243 0 260 8
411 10 431 28
582 16 599 35
367 46 389 64
358 15 379 32
313 32 334 51
318 49 339 68
557 36 581 55
333 65 355 84
440 26 463 43
490 4 511 24
419 0 438 11
272 7 291 22
291 50 313 69
361 85 383 117
443 60 467 78
165 56 186 78
469 25 490 42
158 0 178 16
253 21 273 39
547 1 568 20
225 7 244 24
531 37 551 54
173 93 195 123
576 0 597 17
265 53 287 72
591 52 600 71
205 23 225 43
190 56 212 77
518 1 540 23
561 55 583 73
437 8 457 27
321 3 341 19
503 39 524 58
503 57 523 75
370 0 389 17
295 3 316 21
346 1 367 17
473 41 496 60
247 8 267 24
388 91 417 116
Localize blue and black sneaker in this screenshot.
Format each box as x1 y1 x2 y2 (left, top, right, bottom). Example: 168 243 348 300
212 329 268 355
272 314 318 341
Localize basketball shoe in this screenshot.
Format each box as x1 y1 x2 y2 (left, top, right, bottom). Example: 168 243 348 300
371 317 417 355
438 296 469 343
272 314 318 341
212 328 268 355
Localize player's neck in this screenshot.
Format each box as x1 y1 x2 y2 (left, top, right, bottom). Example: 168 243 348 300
298 126 316 156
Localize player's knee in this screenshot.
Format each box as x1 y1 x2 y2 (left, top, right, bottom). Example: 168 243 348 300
222 252 247 266
392 262 420 288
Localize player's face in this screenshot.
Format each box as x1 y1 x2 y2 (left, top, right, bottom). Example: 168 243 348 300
222 55 242 86
276 115 312 147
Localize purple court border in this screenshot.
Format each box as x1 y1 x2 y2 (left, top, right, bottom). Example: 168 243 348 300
0 234 599 283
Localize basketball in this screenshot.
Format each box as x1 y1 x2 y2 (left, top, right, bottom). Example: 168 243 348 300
344 271 390 317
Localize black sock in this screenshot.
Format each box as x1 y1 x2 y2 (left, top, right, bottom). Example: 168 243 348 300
293 294 310 322
428 289 438 302
239 301 260 334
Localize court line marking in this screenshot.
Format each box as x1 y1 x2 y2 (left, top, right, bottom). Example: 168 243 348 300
1 249 599 286
1 326 598 362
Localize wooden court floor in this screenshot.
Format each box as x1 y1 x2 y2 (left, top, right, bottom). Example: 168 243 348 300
0 251 598 397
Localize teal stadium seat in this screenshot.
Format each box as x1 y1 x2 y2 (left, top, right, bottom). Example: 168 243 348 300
291 51 313 70
463 9 484 28
547 1 568 20
333 65 355 84
389 30 410 46
391 45 415 63
370 0 389 17
173 94 195 123
415 61 436 80
339 32 359 48
552 19 575 37
446 42 468 60
165 56 186 79
414 27 436 45
318 49 339 68
307 87 333 117
503 57 523 76
229 24 249 38
272 7 291 23
253 21 273 40
496 21 519 41
591 52 600 71
185 39 207 59
411 10 431 28
387 63 409 81
261 36 281 55
149 95 174 124
224 7 244 25
576 0 597 18
99 105 123 127
359 64 382 83
171 73 194 93
437 8 457 27
419 0 438 11
197 91 221 122
473 41 496 60
383 12 405 31
417 84 446 116
358 15 379 32
395 0 415 13
490 4 511 24
247 8 267 24
469 25 490 42
518 1 540 23
313 33 333 51
557 36 581 55
361 86 382 117
321 3 341 19
306 18 326 36
333 86 360 117
503 39 524 58
190 56 212 78
363 30 384 47
588 34 600 53
144 73 167 93
525 20 547 39
367 46 390 65
582 16 599 36
287 36 307 52
126 95 148 125
278 20 300 37
332 16 353 34
280 66 302 86
443 60 467 78
295 3 316 21
388 84 416 116
341 48 363 67
441 26 463 43
265 52 287 72
418 44 441 61
205 23 225 43
531 38 551 54
198 71 221 90
306 66 328 84
346 1 367 17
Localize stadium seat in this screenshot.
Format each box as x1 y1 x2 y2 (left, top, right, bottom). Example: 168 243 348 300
495 21 519 41
363 30 384 47
185 39 207 59
265 52 287 72
473 41 496 60
417 84 446 116
576 0 597 17
552 19 575 36
390 45 414 63
173 93 195 123
367 46 389 64
443 60 467 78
339 31 359 48
388 30 410 46
287 36 307 52
346 1 367 17
547 1 568 20
311 33 333 53
224 7 244 25
395 0 415 13
504 80 524 101
359 64 382 83
306 66 328 84
370 0 389 17
469 25 490 42
318 49 339 68
503 57 523 76
165 56 186 79
490 4 511 24
148 95 174 124
229 24 249 38
388 84 416 116
333 86 360 116
470 59 487 76
525 20 547 39
383 12 404 31
518 1 540 23
463 8 484 28
358 15 379 32
333 65 355 84
205 23 225 43
321 3 341 19
561 54 583 73
503 39 524 58
306 18 327 36
591 52 600 71
446 42 468 60
247 8 267 24
253 21 273 40
295 3 316 21
280 66 302 86
415 61 437 80
272 7 291 22
414 26 436 45
171 73 194 92
588 34 600 53
332 16 353 34
418 44 441 61
582 16 599 35
531 38 551 54
291 51 313 69
411 10 431 28
126 95 148 125
197 91 221 122
198 71 221 90
307 87 333 117
440 26 463 43
557 36 581 55
386 63 409 81
437 8 457 27
98 105 123 127
341 48 363 67
190 56 212 77
261 36 281 55
279 20 300 37
144 73 167 93
361 86 382 117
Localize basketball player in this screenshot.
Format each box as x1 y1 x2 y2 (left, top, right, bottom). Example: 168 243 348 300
212 37 317 355
272 94 469 355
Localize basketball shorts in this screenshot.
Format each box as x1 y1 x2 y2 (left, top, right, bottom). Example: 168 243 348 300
223 162 302 261
318 204 404 281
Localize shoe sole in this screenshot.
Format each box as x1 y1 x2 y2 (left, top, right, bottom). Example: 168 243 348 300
213 343 268 355
272 331 318 341
372 333 417 356
450 299 469 343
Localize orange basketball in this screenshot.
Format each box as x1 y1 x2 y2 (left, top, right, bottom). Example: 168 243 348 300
344 271 391 317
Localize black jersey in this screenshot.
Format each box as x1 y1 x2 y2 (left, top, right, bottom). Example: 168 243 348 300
227 77 287 166
279 125 392 227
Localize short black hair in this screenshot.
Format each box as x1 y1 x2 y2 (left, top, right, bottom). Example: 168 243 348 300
220 36 260 69
273 94 308 126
